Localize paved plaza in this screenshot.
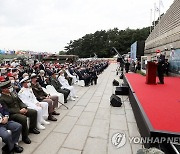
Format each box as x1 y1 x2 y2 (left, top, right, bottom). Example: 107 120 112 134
19 63 142 154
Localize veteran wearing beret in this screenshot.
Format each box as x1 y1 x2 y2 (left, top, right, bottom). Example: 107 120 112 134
0 81 40 144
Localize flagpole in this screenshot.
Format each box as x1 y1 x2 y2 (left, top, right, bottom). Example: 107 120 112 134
150 9 152 33
158 0 161 36
153 3 157 40
154 3 156 30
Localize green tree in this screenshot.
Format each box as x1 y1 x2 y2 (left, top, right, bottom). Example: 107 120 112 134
64 27 150 58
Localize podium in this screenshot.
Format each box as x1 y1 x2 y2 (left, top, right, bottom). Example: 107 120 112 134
146 61 157 84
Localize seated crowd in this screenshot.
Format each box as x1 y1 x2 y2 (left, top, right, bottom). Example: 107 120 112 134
0 59 109 154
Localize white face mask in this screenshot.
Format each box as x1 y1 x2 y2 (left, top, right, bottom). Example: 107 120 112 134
27 83 31 88
16 79 19 82
9 87 13 93
15 75 19 79
11 80 15 84
61 73 64 76
56 75 58 78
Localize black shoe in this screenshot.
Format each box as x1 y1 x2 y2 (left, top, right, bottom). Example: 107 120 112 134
29 128 40 134
22 137 31 144
14 144 23 153
52 111 60 115
48 115 57 121
2 145 14 154
157 82 164 84
2 145 9 152
2 150 14 154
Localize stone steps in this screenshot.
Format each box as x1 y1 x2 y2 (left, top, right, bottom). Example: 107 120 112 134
145 0 180 52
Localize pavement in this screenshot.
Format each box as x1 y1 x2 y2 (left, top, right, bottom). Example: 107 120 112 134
19 63 142 154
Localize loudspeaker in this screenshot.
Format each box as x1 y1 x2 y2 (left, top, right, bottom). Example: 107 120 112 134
110 94 122 107
115 86 129 95
117 57 122 62
113 79 119 86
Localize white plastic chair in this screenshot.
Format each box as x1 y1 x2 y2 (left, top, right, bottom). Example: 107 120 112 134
42 86 68 109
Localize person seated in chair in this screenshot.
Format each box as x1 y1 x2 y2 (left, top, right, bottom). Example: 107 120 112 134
0 81 40 145
30 73 59 121
0 101 23 154
58 70 78 101
37 70 48 88
18 77 50 130
50 72 70 103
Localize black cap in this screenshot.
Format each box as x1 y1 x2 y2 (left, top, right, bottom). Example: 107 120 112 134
0 81 11 89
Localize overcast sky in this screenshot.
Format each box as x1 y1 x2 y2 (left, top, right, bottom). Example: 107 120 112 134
0 0 174 53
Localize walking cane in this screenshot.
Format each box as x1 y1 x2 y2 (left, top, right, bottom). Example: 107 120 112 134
58 101 68 109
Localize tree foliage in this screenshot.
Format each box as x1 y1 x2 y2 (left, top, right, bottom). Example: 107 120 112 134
64 27 150 58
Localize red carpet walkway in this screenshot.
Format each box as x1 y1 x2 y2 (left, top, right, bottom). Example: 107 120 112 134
125 73 180 133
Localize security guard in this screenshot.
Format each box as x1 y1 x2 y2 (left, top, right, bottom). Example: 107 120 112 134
0 101 23 154
0 81 40 144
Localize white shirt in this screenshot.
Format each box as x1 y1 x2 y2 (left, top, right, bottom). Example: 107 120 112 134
18 87 39 108
58 75 69 89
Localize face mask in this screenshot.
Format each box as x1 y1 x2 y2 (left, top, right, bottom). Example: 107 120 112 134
11 80 15 84
27 83 31 88
56 75 58 78
62 73 64 76
9 87 13 93
15 75 19 79
16 79 19 82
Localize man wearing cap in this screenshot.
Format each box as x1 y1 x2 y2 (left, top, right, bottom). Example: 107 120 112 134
18 77 50 130
0 100 23 153
0 81 40 144
30 73 59 121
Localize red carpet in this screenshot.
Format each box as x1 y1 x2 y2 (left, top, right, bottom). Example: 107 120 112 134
125 73 180 133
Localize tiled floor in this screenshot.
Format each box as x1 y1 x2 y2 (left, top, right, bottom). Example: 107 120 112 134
19 63 142 154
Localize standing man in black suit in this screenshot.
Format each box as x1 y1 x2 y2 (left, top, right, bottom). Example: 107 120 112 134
157 53 165 84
